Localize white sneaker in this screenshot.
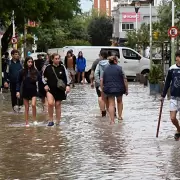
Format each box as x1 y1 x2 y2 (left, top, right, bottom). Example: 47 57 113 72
26 124 30 127
33 121 38 126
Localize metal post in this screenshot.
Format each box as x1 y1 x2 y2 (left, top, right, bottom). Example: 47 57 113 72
149 2 153 68
136 13 138 36
24 19 27 58
12 10 16 49
0 35 2 87
171 0 175 65
33 34 35 53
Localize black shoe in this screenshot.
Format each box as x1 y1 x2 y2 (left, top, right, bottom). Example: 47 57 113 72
174 133 180 140
102 111 106 117
47 121 54 126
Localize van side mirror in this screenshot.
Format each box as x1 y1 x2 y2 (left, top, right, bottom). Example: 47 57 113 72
138 55 141 60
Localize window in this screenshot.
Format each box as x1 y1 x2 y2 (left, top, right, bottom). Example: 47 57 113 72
122 23 134 31
122 49 139 60
101 48 120 58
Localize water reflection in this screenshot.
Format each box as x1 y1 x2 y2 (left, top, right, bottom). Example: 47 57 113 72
0 83 179 179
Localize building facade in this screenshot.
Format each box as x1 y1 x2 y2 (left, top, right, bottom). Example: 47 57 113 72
112 4 158 44
93 0 112 16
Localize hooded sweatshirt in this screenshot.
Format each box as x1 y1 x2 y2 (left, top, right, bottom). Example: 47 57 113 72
94 59 109 87
76 57 86 71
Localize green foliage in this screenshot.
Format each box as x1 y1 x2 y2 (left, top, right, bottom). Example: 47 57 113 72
34 16 90 51
64 39 91 46
0 0 81 27
125 23 149 50
148 64 163 84
124 30 137 49
87 15 113 46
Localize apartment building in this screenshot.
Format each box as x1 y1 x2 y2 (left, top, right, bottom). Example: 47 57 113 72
112 0 161 45
93 0 111 16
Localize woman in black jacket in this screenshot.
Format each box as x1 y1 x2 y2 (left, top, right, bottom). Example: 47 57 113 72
16 56 41 127
43 53 70 126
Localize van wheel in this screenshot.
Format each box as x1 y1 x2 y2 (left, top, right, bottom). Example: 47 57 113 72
141 69 149 75
85 70 91 83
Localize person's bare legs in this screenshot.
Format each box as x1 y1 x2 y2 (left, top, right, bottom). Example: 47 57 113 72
108 96 115 124
98 97 106 112
78 72 81 83
170 111 180 132
72 74 75 87
31 97 37 122
23 99 29 125
82 72 85 84
117 96 123 120
46 92 55 122
55 101 61 125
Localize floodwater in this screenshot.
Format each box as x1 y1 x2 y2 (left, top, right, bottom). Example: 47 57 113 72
0 83 179 180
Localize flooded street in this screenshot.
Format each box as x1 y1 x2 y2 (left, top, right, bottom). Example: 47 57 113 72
0 83 179 180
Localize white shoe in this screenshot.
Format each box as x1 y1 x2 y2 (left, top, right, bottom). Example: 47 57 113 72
33 121 38 126
26 124 30 127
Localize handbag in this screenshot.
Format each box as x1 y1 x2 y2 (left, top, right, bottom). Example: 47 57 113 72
52 66 66 91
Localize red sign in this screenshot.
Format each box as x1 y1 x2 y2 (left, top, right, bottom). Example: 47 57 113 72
122 12 141 22
11 37 17 44
168 26 179 38
27 20 39 27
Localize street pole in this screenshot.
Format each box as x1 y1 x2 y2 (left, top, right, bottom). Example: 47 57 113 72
33 34 35 53
134 0 140 51
136 13 138 34
149 1 153 68
0 35 2 87
12 10 16 50
171 0 175 65
24 18 27 58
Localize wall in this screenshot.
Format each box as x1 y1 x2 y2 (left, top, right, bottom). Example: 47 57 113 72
112 5 158 39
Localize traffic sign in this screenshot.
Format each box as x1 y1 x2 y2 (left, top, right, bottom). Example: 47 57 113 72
32 44 37 51
168 26 179 38
11 37 17 44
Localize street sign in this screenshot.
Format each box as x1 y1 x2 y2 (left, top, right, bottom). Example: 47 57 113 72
32 44 37 51
168 26 179 38
11 37 17 44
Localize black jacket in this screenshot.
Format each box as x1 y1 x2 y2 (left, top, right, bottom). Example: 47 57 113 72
43 64 70 90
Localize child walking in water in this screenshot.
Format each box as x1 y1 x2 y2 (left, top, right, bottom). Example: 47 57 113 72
16 57 41 127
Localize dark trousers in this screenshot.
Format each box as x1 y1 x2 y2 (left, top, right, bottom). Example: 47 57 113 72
10 83 23 107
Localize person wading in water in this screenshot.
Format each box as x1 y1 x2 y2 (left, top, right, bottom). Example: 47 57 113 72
43 53 70 126
64 50 76 88
161 50 180 140
4 50 23 112
101 56 128 124
16 56 41 126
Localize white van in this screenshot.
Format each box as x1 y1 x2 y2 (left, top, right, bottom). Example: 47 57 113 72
58 46 150 79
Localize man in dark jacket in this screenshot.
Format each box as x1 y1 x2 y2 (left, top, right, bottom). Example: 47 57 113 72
4 50 23 111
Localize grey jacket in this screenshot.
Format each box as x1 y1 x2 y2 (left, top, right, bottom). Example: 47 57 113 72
94 60 109 87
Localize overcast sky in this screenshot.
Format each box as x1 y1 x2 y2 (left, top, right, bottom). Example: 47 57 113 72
80 0 92 12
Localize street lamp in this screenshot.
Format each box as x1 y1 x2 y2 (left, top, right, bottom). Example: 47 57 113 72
149 0 153 68
171 0 175 65
134 0 140 34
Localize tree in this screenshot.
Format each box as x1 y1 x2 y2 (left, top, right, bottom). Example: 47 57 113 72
0 0 81 53
125 23 149 51
87 15 113 46
34 15 90 51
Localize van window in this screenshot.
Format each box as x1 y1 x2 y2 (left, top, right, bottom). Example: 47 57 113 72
122 49 139 60
101 48 120 58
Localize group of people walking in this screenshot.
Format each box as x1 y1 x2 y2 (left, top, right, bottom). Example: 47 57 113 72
90 50 128 124
1 49 87 127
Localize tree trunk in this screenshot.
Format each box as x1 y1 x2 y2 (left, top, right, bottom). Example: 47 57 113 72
2 24 13 54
